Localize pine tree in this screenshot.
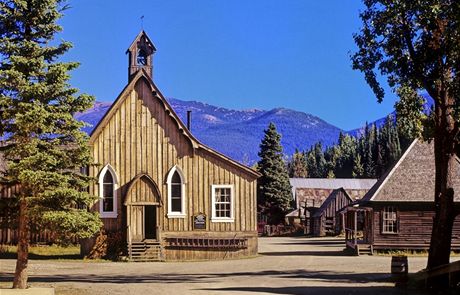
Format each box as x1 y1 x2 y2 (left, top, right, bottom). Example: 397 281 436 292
352 154 364 178
306 149 317 178
0 1 102 288
314 142 327 177
363 122 375 178
288 149 308 178
257 123 292 224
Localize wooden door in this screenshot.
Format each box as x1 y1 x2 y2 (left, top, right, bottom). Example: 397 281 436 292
130 205 144 241
144 205 156 240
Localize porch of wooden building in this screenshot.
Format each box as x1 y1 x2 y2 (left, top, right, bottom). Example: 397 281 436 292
342 207 374 255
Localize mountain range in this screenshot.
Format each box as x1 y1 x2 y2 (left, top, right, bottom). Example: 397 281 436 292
75 98 384 164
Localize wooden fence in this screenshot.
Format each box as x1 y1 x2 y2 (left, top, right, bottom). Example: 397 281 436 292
0 228 78 245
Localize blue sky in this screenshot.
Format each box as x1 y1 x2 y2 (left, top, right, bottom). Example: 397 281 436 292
59 0 398 131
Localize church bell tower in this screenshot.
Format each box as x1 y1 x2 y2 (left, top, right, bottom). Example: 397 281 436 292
126 31 156 81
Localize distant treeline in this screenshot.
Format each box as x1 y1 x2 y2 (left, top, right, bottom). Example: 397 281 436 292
287 115 412 179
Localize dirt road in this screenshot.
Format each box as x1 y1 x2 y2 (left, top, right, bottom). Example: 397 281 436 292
0 237 430 294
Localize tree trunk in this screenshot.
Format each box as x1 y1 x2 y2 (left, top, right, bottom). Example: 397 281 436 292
427 94 457 288
13 198 29 289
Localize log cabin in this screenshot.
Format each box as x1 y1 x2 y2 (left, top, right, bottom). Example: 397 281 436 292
289 178 376 234
344 140 460 255
81 31 261 261
312 188 352 236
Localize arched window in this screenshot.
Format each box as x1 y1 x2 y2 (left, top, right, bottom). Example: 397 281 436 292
167 166 186 218
99 165 118 218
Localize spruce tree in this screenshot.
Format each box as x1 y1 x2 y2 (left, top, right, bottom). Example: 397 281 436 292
257 123 292 224
306 150 317 178
352 154 364 178
363 122 375 178
0 0 102 288
288 149 308 178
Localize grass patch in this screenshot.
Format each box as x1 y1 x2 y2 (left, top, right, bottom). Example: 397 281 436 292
0 244 82 260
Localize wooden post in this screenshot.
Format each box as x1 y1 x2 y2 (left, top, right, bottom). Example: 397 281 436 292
354 210 358 247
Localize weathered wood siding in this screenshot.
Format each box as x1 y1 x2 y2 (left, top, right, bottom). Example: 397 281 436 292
371 204 460 250
312 189 352 237
89 77 258 259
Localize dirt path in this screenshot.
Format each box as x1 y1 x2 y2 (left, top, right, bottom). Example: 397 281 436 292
0 237 431 294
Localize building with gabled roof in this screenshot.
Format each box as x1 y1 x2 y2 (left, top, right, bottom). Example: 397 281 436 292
344 139 460 255
290 178 376 209
312 188 353 236
81 31 260 261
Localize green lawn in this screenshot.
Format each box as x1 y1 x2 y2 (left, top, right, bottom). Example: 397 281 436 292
1 244 81 260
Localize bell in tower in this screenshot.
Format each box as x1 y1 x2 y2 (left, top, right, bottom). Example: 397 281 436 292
126 31 156 81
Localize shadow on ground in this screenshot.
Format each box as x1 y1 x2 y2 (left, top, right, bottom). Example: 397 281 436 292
260 250 349 257
197 286 430 295
0 269 391 285
0 252 82 260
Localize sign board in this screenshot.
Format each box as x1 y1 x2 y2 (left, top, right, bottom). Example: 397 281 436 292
193 214 206 230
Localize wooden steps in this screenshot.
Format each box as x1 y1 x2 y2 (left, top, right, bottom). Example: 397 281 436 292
357 243 374 255
128 240 164 262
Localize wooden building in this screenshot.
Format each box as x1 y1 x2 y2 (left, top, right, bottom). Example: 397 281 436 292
312 188 352 237
290 178 376 209
83 31 260 261
289 178 376 235
344 140 460 255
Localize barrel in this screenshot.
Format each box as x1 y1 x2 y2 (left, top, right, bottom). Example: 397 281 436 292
391 255 408 282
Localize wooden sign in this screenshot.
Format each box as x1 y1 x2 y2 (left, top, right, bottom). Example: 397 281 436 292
193 214 206 230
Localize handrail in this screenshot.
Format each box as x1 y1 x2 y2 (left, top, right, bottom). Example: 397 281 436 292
127 225 132 260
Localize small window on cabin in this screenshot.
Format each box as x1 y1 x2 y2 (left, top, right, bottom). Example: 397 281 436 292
211 185 234 222
167 167 186 218
382 206 398 234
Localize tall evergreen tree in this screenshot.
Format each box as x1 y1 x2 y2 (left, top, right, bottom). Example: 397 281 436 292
352 154 364 178
257 123 292 224
334 134 357 178
288 149 308 178
363 123 376 178
0 0 102 288
314 142 327 177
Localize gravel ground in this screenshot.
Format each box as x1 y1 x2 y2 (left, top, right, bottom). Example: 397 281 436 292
0 237 433 295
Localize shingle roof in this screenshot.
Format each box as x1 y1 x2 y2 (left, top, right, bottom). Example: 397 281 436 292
361 139 460 202
290 178 377 190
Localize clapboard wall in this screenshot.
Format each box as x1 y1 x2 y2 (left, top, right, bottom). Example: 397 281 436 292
88 73 259 260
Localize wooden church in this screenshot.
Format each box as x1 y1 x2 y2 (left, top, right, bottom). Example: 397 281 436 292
83 31 260 261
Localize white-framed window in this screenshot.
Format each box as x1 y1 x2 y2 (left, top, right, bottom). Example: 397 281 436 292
166 165 186 218
211 185 234 222
99 164 118 218
382 206 398 234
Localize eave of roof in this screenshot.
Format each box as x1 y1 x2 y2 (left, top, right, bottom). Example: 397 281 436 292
126 30 157 53
89 69 260 179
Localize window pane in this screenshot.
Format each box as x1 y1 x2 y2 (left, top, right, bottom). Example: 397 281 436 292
103 172 113 184
171 184 181 198
171 198 182 212
103 184 113 198
103 196 113 212
215 189 221 202
171 171 181 184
